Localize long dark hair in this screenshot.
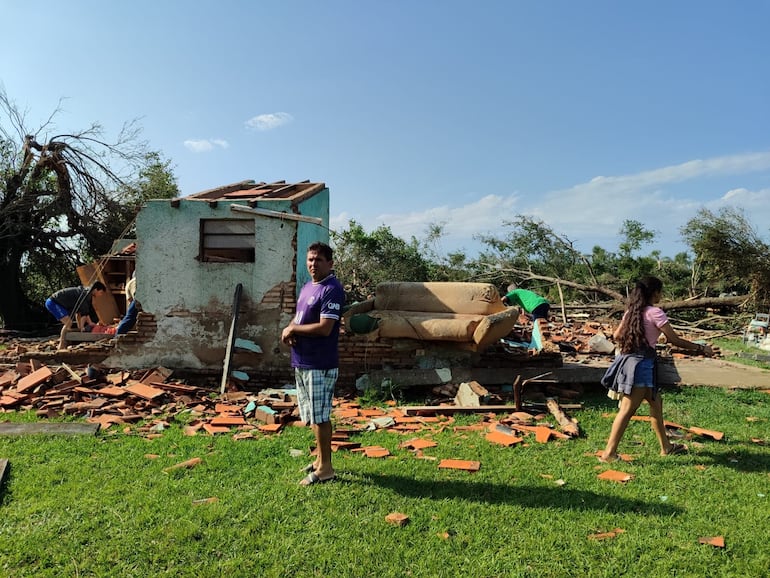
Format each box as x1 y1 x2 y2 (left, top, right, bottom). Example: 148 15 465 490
617 276 663 353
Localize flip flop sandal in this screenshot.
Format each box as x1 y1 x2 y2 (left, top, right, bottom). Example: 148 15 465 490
666 443 688 456
300 463 316 473
299 471 336 486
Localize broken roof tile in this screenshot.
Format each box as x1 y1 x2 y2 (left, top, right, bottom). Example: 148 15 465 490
597 469 634 483
438 459 481 471
15 366 53 393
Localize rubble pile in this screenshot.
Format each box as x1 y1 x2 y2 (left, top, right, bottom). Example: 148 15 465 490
0 360 301 437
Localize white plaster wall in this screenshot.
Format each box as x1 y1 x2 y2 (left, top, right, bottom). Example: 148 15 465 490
136 200 295 314
127 199 298 369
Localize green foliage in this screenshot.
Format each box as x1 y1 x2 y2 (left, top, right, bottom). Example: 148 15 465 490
476 215 584 280
471 216 701 304
618 219 656 257
331 220 432 301
681 207 770 300
0 88 179 329
82 152 180 259
1 386 769 576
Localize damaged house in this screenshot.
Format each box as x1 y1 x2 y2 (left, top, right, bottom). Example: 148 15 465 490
102 179 330 386
87 179 561 391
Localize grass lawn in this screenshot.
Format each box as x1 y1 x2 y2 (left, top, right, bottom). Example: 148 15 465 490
714 337 770 371
1 384 769 577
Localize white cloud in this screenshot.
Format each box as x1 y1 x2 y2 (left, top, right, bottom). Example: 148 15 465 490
245 112 294 131
376 194 520 240
183 139 229 153
719 187 770 205
572 152 770 195
332 151 770 257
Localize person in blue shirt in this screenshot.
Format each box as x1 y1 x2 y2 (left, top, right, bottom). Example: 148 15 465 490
45 282 107 350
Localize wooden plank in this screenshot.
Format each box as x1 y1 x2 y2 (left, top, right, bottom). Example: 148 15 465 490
400 403 583 415
77 262 121 323
0 422 100 435
230 204 324 225
221 283 243 394
60 363 83 383
149 381 199 394
63 331 110 343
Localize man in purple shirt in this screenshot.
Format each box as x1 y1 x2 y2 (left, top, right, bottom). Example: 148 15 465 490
281 242 344 485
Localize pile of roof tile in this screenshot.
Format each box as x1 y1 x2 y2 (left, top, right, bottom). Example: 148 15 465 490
0 360 302 438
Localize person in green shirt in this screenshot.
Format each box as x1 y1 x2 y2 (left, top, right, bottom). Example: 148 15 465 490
502 282 550 321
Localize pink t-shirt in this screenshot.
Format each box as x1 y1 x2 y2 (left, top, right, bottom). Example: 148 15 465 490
621 306 669 348
643 306 668 347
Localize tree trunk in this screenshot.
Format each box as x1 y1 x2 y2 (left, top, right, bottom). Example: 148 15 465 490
608 294 749 316
0 258 42 330
499 268 626 302
546 397 580 437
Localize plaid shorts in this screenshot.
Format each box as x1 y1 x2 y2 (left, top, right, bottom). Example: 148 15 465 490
294 368 338 425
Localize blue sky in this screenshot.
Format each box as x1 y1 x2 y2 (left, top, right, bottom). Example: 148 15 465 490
2 1 769 258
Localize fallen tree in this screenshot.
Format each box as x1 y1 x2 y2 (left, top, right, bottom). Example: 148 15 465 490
490 268 750 318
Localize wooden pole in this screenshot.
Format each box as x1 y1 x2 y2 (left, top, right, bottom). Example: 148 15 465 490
556 281 567 324
220 283 243 395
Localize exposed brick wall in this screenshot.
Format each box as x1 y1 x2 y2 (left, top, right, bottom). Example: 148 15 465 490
261 282 296 316
110 293 558 393
112 312 157 345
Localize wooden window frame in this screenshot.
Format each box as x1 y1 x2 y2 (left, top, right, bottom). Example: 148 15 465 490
199 219 255 263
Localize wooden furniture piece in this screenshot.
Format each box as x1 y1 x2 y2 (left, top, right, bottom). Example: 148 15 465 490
76 254 136 324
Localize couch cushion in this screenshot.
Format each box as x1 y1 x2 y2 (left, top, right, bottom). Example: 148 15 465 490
373 282 506 316
472 308 519 348
373 310 483 342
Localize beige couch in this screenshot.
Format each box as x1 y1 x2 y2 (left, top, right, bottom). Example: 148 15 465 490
344 282 519 350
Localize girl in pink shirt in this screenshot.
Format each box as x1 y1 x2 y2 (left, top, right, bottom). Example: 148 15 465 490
600 276 714 462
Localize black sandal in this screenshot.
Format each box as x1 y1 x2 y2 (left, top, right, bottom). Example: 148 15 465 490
666 443 688 456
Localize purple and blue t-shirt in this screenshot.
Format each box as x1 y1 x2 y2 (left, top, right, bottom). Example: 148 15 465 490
291 273 345 370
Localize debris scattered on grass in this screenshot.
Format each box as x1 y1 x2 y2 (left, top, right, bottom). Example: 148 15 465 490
385 512 409 526
597 469 633 483
588 528 625 540
698 536 725 548
438 459 480 472
163 457 202 472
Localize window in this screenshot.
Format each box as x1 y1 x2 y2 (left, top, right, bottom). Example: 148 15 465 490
200 219 255 262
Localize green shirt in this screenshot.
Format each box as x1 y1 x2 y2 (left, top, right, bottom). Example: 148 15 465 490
503 289 548 313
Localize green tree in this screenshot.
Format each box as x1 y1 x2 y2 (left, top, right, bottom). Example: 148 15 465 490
473 215 599 300
418 221 479 282
330 221 432 302
681 207 770 301
471 216 696 304
0 89 177 330
618 219 656 258
84 151 179 259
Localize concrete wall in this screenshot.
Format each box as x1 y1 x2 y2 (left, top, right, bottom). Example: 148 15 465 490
295 192 331 293
105 192 329 372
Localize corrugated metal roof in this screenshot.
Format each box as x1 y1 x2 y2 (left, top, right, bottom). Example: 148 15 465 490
185 180 326 203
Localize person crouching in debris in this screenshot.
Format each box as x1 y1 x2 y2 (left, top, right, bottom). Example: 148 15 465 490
281 242 344 485
45 281 107 350
502 282 550 324
599 276 713 462
116 272 141 335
